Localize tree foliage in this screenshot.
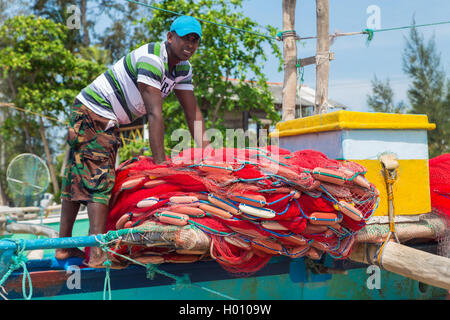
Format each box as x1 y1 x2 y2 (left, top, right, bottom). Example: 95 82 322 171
135 0 282 149
0 14 105 123
402 25 450 157
368 23 450 158
0 1 283 201
0 14 106 203
367 76 407 114
32 0 153 60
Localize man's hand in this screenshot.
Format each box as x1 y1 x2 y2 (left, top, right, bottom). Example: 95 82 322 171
138 82 167 164
175 89 210 148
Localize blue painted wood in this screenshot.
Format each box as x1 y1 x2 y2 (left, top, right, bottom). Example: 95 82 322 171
279 131 344 159
0 235 102 252
1 233 446 300
3 256 293 299
3 255 447 300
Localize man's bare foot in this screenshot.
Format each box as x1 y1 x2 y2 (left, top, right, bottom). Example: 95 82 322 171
87 247 128 269
55 248 86 260
87 247 106 267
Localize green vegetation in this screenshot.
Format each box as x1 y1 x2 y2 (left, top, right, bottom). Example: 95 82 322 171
367 23 450 157
0 0 282 204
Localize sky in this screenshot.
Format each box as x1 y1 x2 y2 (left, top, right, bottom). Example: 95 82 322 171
237 0 450 112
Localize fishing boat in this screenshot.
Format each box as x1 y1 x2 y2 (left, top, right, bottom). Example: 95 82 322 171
0 110 449 301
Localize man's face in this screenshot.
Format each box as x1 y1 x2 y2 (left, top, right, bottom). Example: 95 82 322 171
167 32 200 61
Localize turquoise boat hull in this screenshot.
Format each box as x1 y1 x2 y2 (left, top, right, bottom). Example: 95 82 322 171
1 214 447 300
2 249 447 300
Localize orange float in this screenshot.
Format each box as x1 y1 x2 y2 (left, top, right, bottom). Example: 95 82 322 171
312 168 347 185
169 206 205 217
251 238 284 255
156 211 189 226
337 200 363 221
207 194 240 215
199 203 233 219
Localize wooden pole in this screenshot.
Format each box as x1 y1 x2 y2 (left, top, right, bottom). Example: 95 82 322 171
282 0 297 121
5 222 58 238
314 0 330 114
350 241 450 290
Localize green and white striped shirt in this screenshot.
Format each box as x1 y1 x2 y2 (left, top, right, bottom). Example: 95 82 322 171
76 41 194 124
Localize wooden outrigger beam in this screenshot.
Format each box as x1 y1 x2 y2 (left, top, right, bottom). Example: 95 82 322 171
350 241 450 290
351 152 450 291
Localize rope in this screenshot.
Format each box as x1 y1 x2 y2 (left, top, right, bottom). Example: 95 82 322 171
276 30 297 41
372 19 450 33
343 19 450 43
384 167 398 236
0 239 33 300
284 20 450 44
376 166 400 267
266 192 295 205
123 0 275 41
103 258 112 301
251 153 291 167
190 284 237 300
123 0 450 45
363 28 374 44
94 230 237 300
188 219 236 236
0 227 236 300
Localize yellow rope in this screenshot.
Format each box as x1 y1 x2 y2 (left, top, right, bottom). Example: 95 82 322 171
377 166 399 267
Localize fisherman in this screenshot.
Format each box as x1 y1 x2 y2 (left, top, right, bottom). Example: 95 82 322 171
55 16 209 267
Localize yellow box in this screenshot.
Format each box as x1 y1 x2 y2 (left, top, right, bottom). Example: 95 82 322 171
271 111 435 218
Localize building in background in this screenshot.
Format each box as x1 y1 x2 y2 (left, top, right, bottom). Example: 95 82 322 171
122 80 346 145
222 81 346 143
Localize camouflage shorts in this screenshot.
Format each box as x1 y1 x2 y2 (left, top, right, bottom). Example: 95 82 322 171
61 101 120 205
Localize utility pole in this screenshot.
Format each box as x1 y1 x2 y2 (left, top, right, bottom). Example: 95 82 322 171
281 0 297 121
314 0 330 114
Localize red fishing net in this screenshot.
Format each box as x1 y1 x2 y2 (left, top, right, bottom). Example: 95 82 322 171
105 147 380 274
429 153 450 220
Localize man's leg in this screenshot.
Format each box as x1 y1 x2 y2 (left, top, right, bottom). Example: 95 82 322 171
55 199 85 260
86 202 109 266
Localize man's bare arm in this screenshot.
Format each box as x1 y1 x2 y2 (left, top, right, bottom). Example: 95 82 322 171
175 89 209 148
138 82 166 164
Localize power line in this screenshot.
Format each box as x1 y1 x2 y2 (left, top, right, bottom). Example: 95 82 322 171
123 0 450 45
123 0 276 41
283 20 450 43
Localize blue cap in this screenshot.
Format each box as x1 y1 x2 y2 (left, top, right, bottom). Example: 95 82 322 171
170 15 202 39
